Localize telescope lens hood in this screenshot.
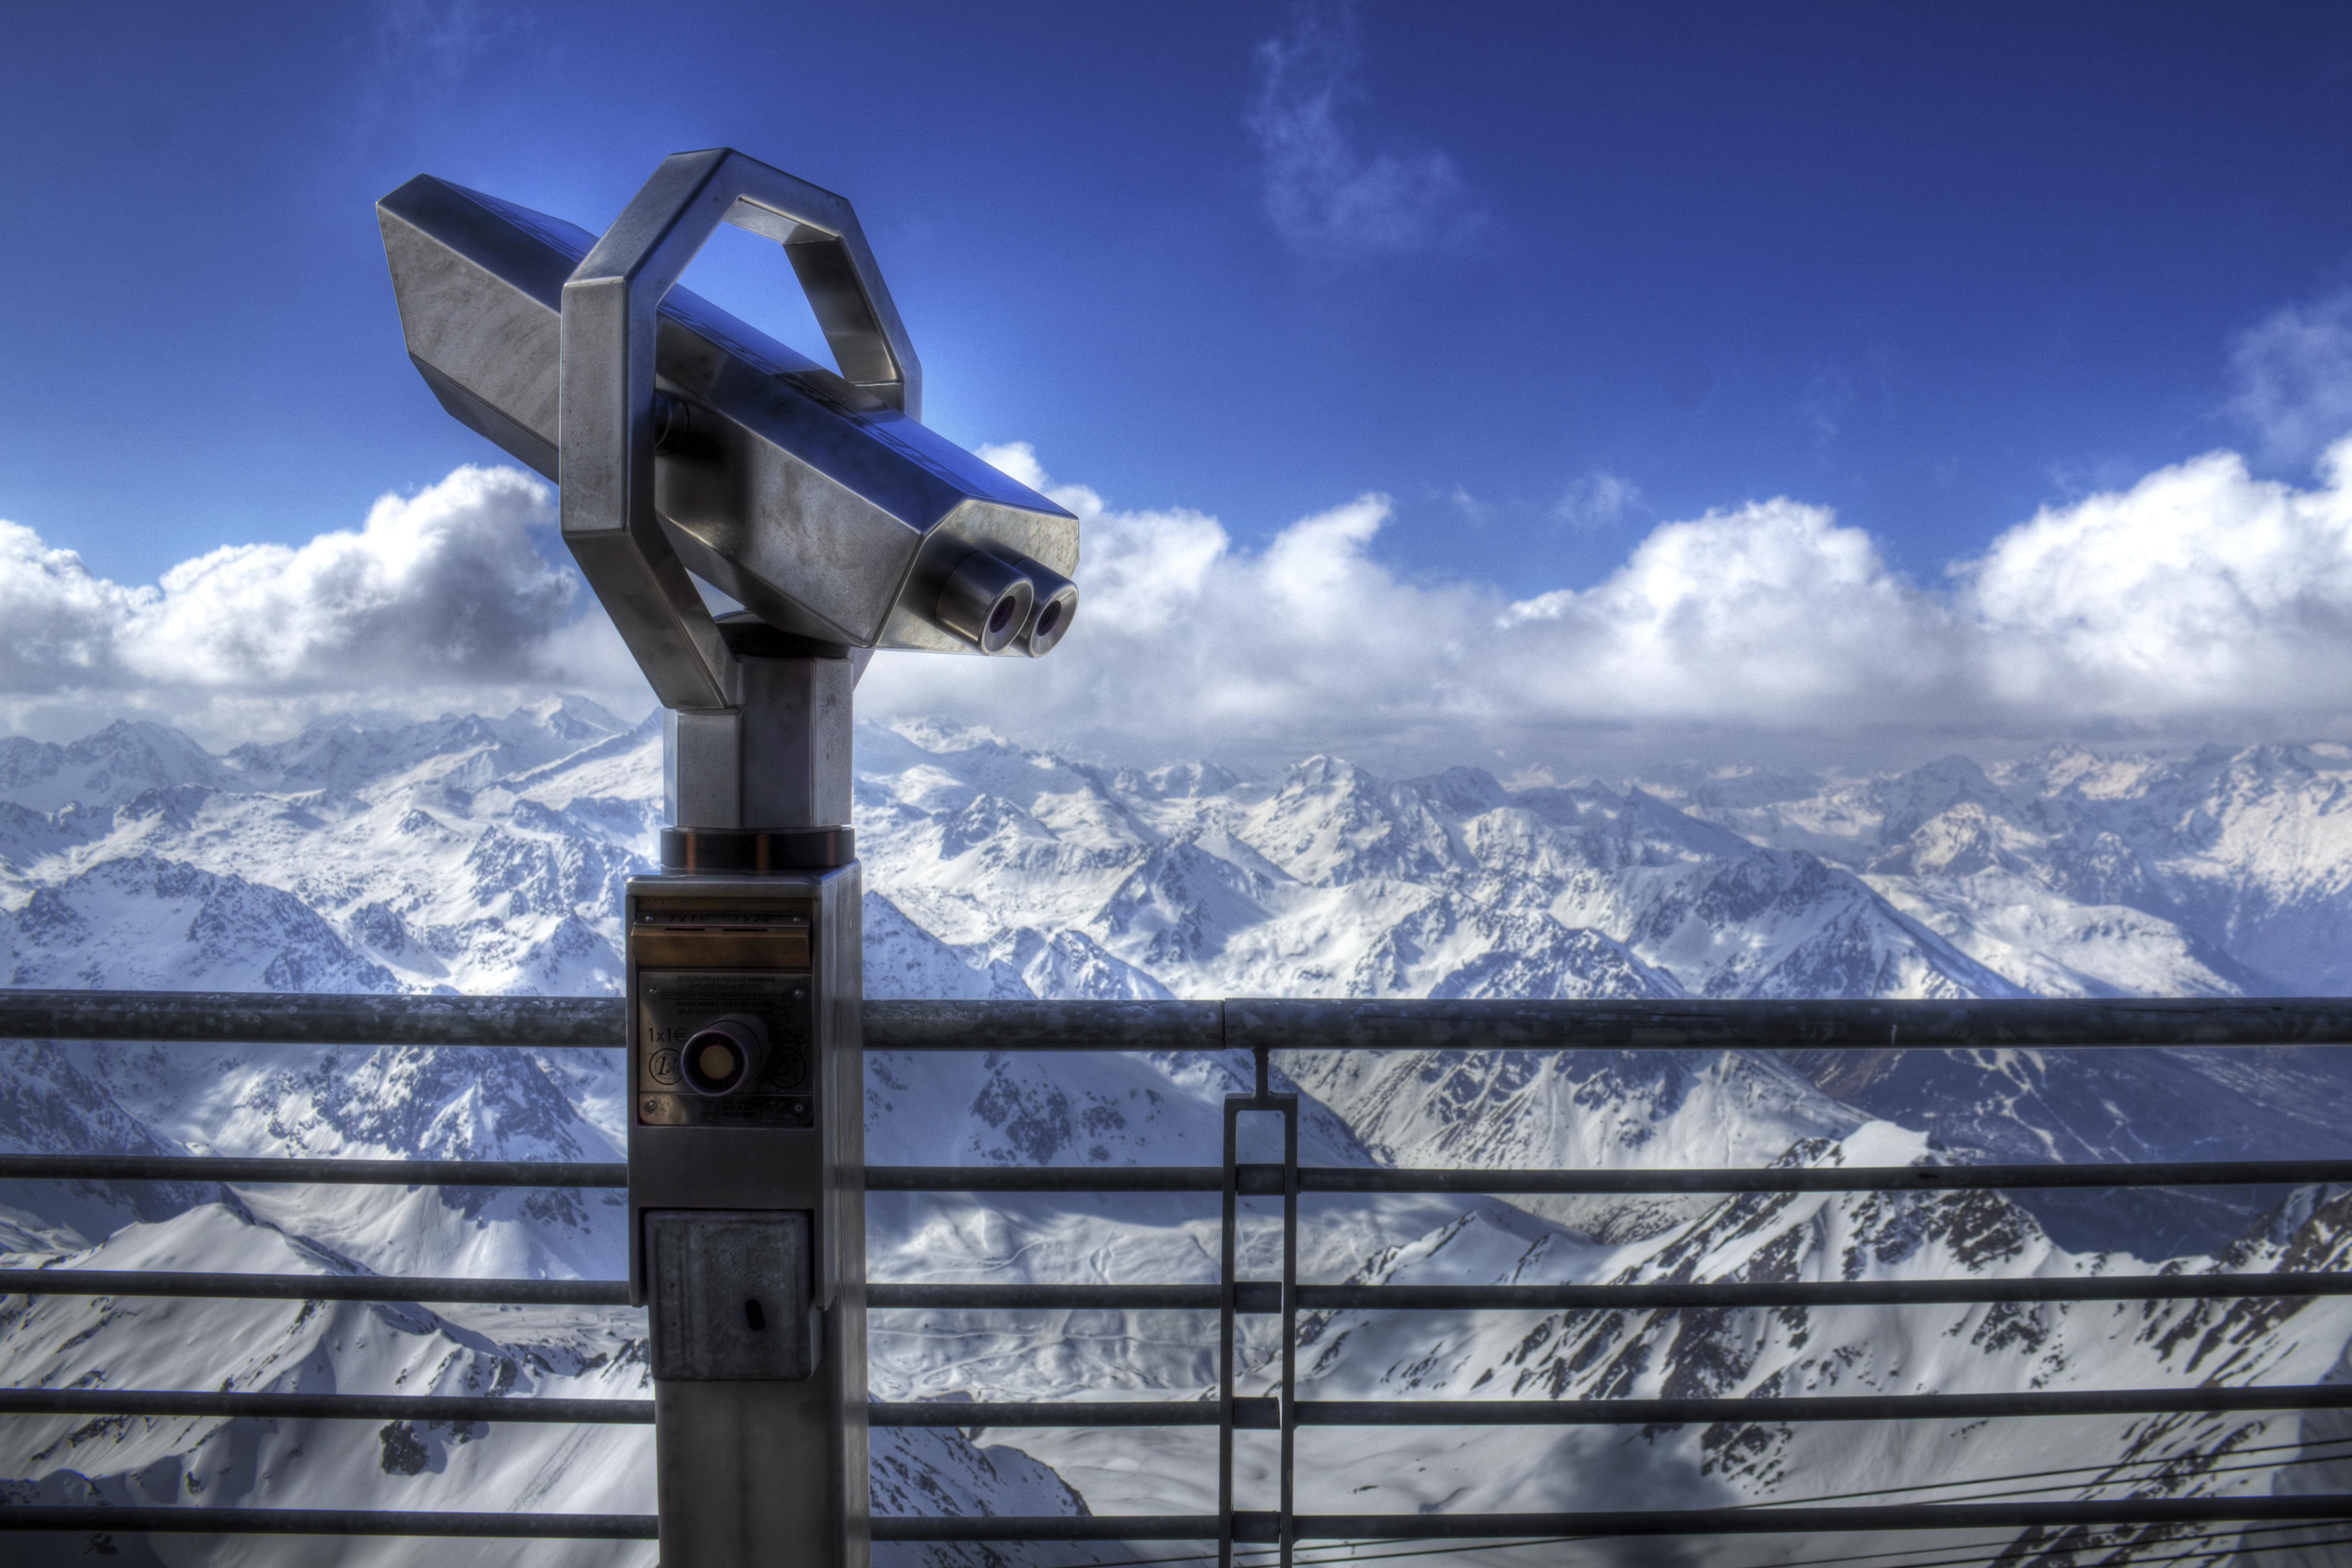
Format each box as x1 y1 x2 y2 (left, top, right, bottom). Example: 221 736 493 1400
934 549 1035 654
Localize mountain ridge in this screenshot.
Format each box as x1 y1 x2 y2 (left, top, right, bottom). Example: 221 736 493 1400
6 705 2352 1562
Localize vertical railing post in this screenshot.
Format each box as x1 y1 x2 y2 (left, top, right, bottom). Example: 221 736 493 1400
1219 1090 1240 1568
1224 1029 1299 1567
1279 1064 1299 1568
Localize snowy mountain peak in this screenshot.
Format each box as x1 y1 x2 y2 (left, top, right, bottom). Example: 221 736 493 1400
0 720 227 813
504 693 627 744
1408 764 1514 818
1872 752 2009 843
1137 759 1241 799
224 697 634 796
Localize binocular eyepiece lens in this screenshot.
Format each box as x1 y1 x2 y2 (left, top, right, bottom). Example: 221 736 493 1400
935 549 1035 654
1022 580 1078 657
681 1019 764 1096
932 546 1080 656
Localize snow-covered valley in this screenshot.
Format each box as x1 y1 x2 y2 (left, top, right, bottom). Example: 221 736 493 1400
6 704 2352 1564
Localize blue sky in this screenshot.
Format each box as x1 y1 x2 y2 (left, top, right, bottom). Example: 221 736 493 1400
7 2 2352 765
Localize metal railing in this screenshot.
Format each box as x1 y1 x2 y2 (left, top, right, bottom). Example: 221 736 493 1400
4 990 2352 1560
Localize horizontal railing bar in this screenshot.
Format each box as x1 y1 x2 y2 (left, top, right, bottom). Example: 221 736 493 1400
1226 997 2352 1052
22 992 2352 1054
868 1283 1239 1311
872 1400 1248 1428
24 1497 2343 1546
0 1507 656 1538
12 1154 2336 1197
21 1384 2333 1436
872 1158 2352 1196
877 1496 2352 1543
83 1272 2239 1315
869 999 1226 1052
871 1273 2352 1313
1296 1384 2352 1425
0 994 1224 1053
0 1270 633 1307
870 1166 1226 1193
0 1155 628 1188
873 1384 2352 1432
0 990 622 1048
1279 1495 2352 1540
1299 1274 2352 1310
0 1389 652 1423
871 1516 1225 1542
1313 1159 2352 1194
103 1265 2320 1320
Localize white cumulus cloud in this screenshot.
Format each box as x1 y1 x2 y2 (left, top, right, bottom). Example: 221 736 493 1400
118 466 575 688
1965 443 2352 720
2227 291 2352 473
13 436 2352 767
0 522 142 692
0 466 635 741
858 436 2352 768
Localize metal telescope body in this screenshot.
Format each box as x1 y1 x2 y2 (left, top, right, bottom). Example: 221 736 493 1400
379 149 1079 1567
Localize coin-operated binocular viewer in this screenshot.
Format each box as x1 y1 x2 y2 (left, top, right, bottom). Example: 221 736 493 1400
379 149 1078 1566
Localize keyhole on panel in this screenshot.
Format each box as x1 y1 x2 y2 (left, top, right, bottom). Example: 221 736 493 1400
744 1298 767 1333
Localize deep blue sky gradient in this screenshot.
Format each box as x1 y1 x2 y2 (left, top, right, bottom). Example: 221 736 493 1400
5 0 2351 595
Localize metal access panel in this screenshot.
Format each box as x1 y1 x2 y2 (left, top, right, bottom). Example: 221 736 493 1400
646 1210 818 1381
625 865 867 1568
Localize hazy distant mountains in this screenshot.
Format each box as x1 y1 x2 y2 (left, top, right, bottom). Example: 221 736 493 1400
12 703 2352 1004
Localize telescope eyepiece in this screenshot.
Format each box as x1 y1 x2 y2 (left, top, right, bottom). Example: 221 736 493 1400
681 1017 766 1096
1020 582 1079 656
979 549 1079 657
935 549 1035 655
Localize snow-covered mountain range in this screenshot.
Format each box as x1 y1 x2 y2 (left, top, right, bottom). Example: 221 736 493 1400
5 703 2352 1565
14 704 2352 1004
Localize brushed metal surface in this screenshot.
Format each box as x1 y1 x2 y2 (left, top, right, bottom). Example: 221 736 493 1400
627 867 867 1564
646 1210 816 1381
376 158 1078 667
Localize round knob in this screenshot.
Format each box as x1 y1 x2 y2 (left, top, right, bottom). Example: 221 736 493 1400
680 1018 765 1096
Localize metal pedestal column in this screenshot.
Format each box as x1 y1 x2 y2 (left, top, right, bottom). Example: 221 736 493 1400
627 648 868 1568
379 140 1078 1568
